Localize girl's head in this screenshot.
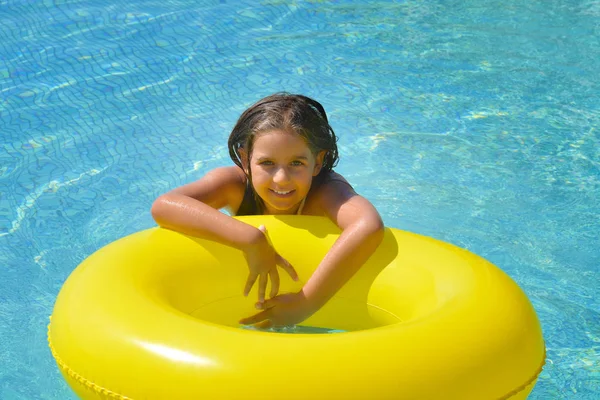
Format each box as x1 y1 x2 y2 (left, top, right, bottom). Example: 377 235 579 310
228 93 339 214
228 93 339 174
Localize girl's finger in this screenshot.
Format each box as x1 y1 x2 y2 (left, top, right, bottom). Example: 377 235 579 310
276 255 299 281
239 310 269 325
269 268 280 299
244 273 258 297
258 297 278 310
258 272 268 303
255 320 273 330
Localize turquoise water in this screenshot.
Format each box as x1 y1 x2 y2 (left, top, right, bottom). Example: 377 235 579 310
242 325 343 334
1 0 598 398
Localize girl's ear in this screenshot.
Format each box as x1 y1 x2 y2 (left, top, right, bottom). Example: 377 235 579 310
312 151 327 176
238 148 249 173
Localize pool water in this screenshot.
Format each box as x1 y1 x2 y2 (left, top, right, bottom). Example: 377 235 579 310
241 325 343 334
1 0 598 398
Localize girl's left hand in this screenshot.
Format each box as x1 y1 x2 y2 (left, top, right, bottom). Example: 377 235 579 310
239 291 315 329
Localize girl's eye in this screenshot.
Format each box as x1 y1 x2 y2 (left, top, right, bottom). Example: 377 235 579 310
259 160 274 166
291 160 304 166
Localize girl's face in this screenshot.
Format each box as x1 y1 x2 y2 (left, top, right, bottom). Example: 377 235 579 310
246 130 325 215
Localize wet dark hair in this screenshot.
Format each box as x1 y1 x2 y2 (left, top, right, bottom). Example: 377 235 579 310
228 93 339 215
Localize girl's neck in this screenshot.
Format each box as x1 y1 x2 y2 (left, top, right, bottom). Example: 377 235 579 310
263 197 306 216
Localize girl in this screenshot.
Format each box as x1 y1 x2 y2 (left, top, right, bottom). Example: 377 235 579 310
151 93 384 328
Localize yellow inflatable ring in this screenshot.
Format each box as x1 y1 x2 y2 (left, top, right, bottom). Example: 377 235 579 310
48 215 545 399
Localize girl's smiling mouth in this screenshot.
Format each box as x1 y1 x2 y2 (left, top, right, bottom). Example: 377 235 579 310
270 189 295 196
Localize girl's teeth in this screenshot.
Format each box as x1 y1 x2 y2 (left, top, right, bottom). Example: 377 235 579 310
274 190 291 195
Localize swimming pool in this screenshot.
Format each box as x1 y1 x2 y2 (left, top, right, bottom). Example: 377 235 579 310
1 0 598 398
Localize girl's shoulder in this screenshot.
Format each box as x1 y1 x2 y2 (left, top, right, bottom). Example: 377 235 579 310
315 170 356 192
206 165 247 208
187 165 247 194
171 166 247 211
304 171 357 216
208 165 247 184
307 171 382 230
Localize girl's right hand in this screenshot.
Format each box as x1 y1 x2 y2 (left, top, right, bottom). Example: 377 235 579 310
243 225 299 303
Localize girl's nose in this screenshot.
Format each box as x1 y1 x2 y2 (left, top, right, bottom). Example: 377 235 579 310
273 167 291 184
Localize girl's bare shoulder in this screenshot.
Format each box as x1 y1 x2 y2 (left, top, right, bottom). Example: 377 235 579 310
303 171 357 216
171 166 247 210
309 171 382 229
206 165 247 186
316 171 357 196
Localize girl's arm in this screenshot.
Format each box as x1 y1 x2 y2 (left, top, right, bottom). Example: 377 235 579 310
151 167 262 249
301 180 385 310
151 166 297 301
240 179 384 327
